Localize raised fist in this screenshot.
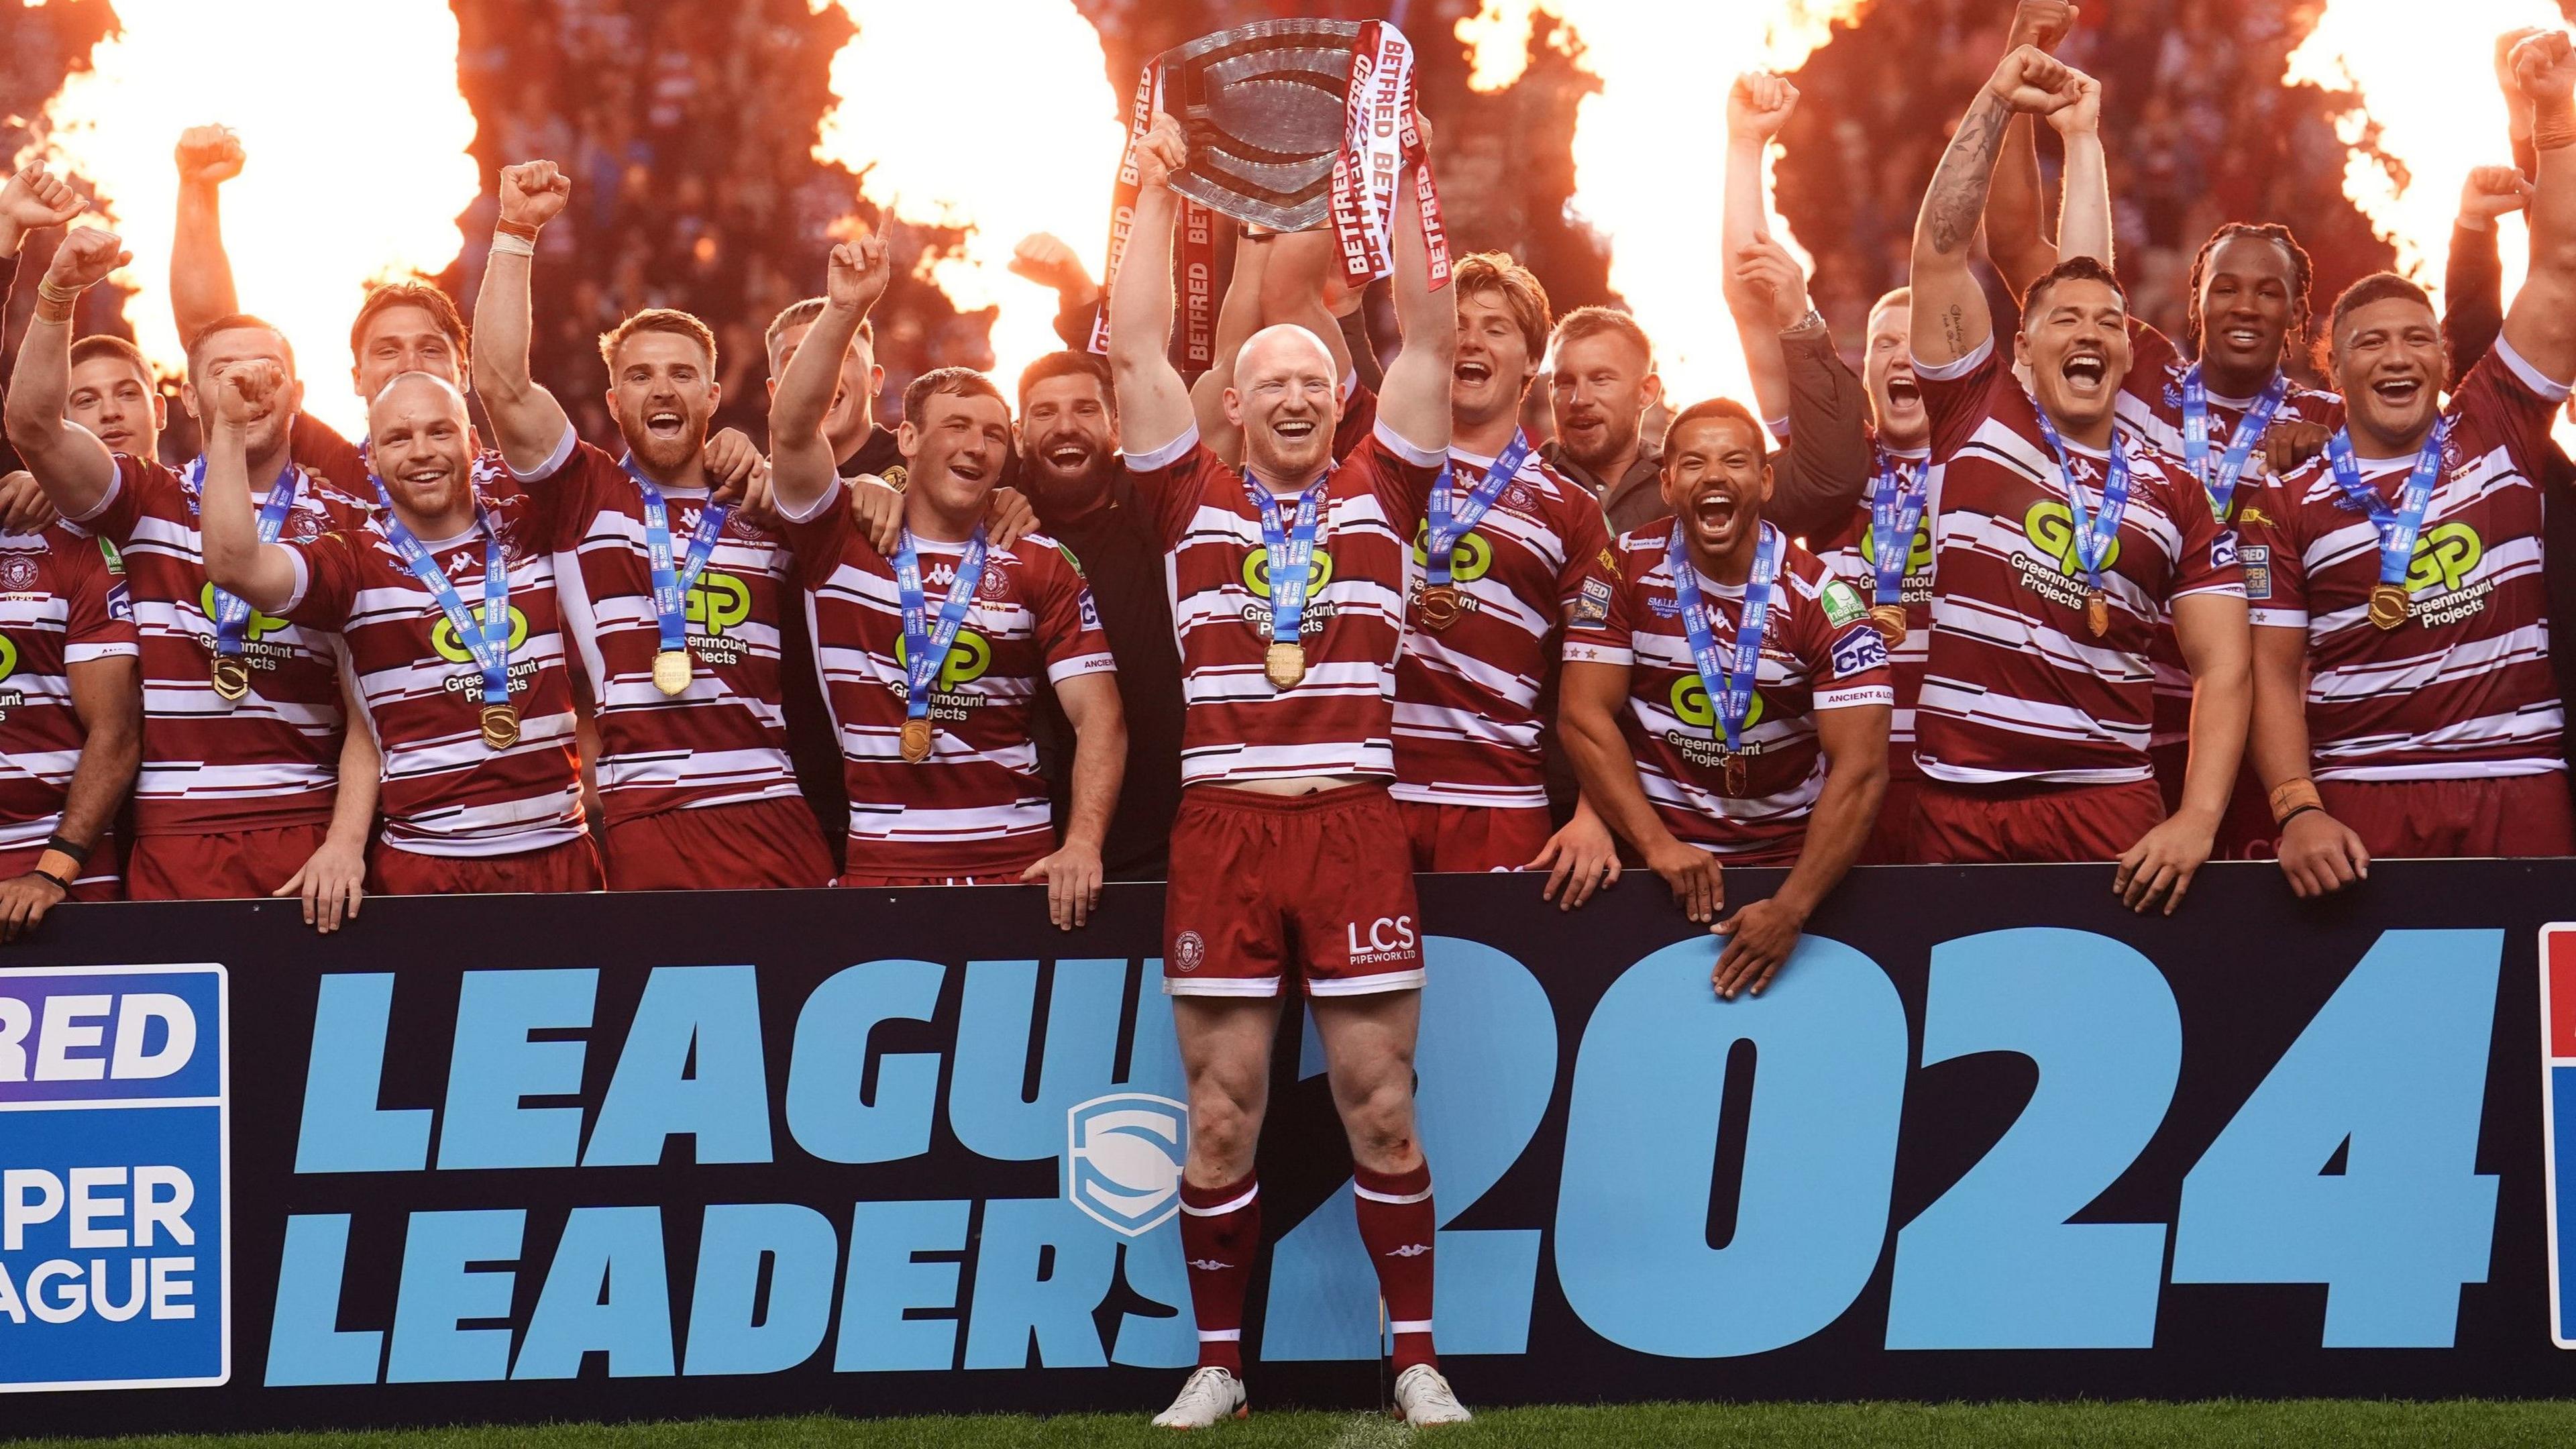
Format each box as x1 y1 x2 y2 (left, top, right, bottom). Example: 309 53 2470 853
2044 68 2103 136
2499 25 2551 105
1732 234 1812 332
2008 0 2079 53
44 227 129 292
213 360 282 427
0 164 82 235
174 125 245 186
1989 46 2079 115
826 231 890 315
1008 232 1094 297
1727 72 1800 141
2461 164 2535 224
2512 30 2576 105
498 161 571 229
1134 113 1187 194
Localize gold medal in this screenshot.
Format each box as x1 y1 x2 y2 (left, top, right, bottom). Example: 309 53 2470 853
480 702 521 751
651 647 692 696
1417 584 1462 632
900 716 934 763
1723 753 1750 798
2084 589 2110 639
2367 582 2410 631
1867 603 1909 648
210 653 251 702
1265 641 1306 690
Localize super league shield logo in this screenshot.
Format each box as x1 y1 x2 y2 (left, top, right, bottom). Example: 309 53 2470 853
1065 1092 1188 1238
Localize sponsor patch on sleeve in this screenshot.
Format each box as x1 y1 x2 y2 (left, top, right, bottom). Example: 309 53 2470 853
2210 532 2240 571
1568 576 1614 629
1598 547 1621 580
1821 578 1868 629
2240 543 2271 600
1079 592 1103 632
1829 625 1890 680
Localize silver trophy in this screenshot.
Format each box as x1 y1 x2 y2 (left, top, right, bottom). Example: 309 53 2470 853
1154 18 1368 231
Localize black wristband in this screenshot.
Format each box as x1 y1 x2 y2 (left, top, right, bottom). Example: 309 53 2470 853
44 834 90 867
29 868 71 894
2277 804 2322 826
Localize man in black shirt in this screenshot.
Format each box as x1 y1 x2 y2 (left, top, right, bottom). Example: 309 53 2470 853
1017 350 1183 879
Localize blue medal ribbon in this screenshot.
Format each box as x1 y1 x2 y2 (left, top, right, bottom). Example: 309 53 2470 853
624 458 732 659
2324 418 2449 588
1244 472 1331 645
2180 366 2288 523
371 484 512 714
1867 449 1928 608
2030 411 2134 602
184 455 301 663
1426 431 1535 589
1669 520 1781 762
895 526 989 724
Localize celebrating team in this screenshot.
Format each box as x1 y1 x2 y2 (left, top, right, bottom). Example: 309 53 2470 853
0 5 2573 1428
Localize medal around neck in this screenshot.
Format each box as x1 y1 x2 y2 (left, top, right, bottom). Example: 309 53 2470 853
1723 753 1750 798
209 653 252 702
1266 641 1307 690
652 648 693 696
2084 589 2111 639
1867 603 1909 647
480 703 521 751
2368 582 2410 631
1417 584 1462 631
900 716 934 763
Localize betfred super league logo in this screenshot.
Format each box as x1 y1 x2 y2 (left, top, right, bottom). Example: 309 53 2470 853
1064 1093 1186 1238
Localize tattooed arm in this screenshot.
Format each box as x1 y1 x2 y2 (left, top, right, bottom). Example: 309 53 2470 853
1909 46 2085 370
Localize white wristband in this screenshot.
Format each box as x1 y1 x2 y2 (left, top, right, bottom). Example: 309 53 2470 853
489 231 537 260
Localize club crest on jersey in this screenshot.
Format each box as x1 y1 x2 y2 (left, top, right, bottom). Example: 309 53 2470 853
1504 482 1540 511
1172 930 1205 972
1064 1091 1188 1239
0 554 40 594
977 564 1013 602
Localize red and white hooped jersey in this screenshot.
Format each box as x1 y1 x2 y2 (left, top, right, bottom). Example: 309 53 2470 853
1811 433 1935 783
279 484 585 859
777 477 1115 877
515 435 805 825
1911 337 2244 786
66 454 370 835
0 528 138 855
1391 440 1613 810
2117 321 2345 749
2237 340 2567 780
1563 521 1892 857
1124 421 1444 787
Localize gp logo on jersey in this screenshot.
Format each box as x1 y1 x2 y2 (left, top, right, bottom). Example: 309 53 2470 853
1408 523 1494 581
196 584 290 643
1243 546 1336 598
0 635 19 684
1855 519 1935 577
1065 1092 1187 1238
2404 523 2482 594
2023 500 2123 577
684 573 753 636
892 629 992 690
430 607 532 664
1672 676 1766 731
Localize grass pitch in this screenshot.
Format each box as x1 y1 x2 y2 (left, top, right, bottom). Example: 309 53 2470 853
17 1401 2576 1448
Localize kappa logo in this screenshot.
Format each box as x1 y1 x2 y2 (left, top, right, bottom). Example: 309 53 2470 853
431 607 533 664
684 573 753 635
892 628 992 690
1671 675 1767 731
1244 545 1335 599
1064 1092 1188 1238
2023 500 2123 577
1385 1243 1432 1258
1173 930 1206 973
1187 1258 1233 1272
196 584 290 643
1409 522 1493 581
2404 523 2482 594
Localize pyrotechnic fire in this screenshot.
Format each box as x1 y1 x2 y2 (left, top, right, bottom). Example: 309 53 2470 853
810 0 1125 407
1458 0 1869 421
19 0 480 439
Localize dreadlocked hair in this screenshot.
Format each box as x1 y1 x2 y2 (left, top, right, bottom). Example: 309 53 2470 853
2183 223 2314 356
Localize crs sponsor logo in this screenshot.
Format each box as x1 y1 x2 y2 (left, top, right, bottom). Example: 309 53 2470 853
1243 545 1335 599
197 584 291 643
431 606 533 664
1672 675 1767 731
2023 500 2122 578
684 572 753 637
1830 627 1890 679
1346 914 1418 965
1171 930 1205 973
2405 523 2481 594
892 629 993 691
2210 533 2239 571
1063 1092 1188 1238
1408 522 1494 581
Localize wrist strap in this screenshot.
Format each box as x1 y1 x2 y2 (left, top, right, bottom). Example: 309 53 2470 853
494 217 543 242
42 835 90 867
29 866 72 894
2267 777 2324 824
2276 804 2322 827
489 231 537 260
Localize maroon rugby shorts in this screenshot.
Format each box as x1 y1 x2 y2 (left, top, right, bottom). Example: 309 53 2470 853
2318 773 2576 859
1399 799 1554 873
1165 782 1425 998
604 797 835 890
1913 777 2165 864
128 822 334 900
370 836 604 895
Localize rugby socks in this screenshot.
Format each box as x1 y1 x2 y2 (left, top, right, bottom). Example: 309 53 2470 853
1353 1162 1438 1374
1178 1174 1259 1375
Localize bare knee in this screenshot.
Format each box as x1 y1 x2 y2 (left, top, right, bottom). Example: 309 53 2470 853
1338 1076 1421 1174
1185 1069 1265 1181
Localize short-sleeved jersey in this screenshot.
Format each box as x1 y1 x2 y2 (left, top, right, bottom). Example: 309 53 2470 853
66 454 372 834
2238 340 2568 780
1564 522 1892 857
1911 337 2245 785
280 485 584 858
2117 321 2345 748
778 477 1115 876
1124 421 1444 786
0 529 138 853
1391 439 1615 809
1811 435 1935 782
515 436 805 825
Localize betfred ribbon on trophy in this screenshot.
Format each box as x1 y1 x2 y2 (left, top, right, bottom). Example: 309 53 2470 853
1246 472 1330 690
2325 419 2449 633
626 458 731 696
186 454 302 702
2031 409 2135 640
1419 431 1534 633
1671 521 1782 800
371 478 519 753
895 525 989 765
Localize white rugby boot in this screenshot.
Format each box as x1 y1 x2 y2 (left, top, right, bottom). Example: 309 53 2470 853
1392 1363 1472 1426
1151 1364 1248 1429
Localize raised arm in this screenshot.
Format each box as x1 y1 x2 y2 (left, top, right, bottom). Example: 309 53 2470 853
1723 72 1803 429
469 161 578 474
170 126 246 348
2448 166 2528 383
2499 32 2576 382
3 229 126 517
1260 229 1358 392
1373 143 1456 455
1983 2 2082 297
1913 47 2080 368
1189 225 1274 466
1106 115 1195 457
195 362 304 614
770 235 886 519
